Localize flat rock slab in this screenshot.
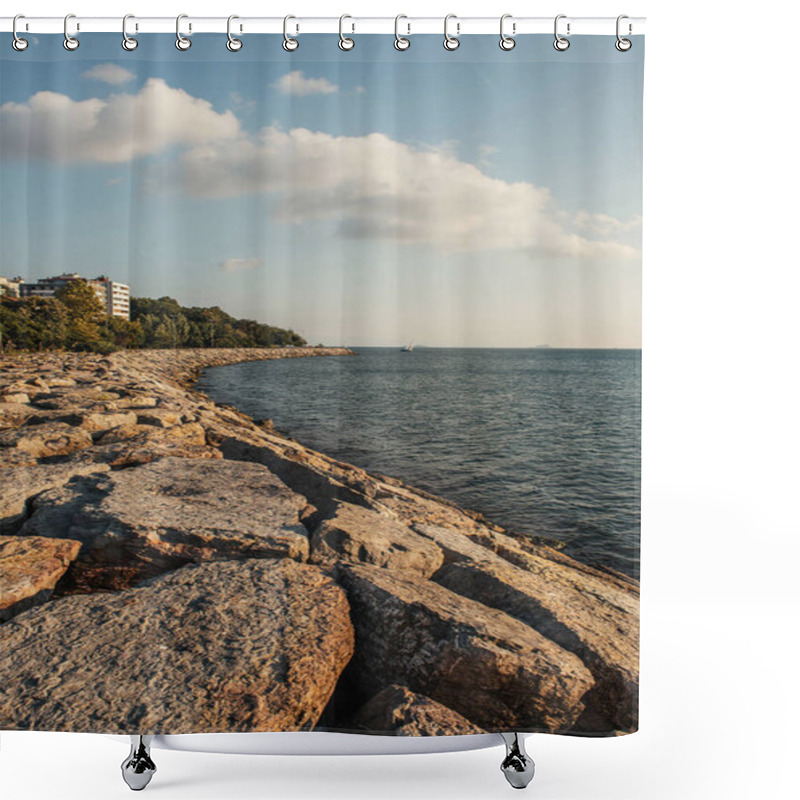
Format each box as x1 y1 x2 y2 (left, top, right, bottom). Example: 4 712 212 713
351 684 485 736
339 565 594 733
96 421 207 447
0 559 355 733
0 536 81 621
0 462 111 532
21 457 310 591
311 503 444 578
29 388 121 411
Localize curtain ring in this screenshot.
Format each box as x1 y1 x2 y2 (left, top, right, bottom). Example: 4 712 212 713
176 14 191 50
553 14 570 51
122 14 138 51
443 14 460 51
63 13 79 51
12 15 28 51
616 15 632 51
227 15 242 51
339 14 355 51
283 15 299 51
499 14 515 51
394 14 410 51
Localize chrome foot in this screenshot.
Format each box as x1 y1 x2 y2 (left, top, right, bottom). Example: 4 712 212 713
500 733 535 789
121 735 157 791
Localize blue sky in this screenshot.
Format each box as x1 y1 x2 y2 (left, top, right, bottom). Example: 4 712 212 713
1 34 643 347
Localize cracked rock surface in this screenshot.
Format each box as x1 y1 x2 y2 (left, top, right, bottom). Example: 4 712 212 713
0 348 639 735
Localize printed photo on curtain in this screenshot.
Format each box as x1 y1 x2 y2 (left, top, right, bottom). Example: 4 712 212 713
0 26 643 749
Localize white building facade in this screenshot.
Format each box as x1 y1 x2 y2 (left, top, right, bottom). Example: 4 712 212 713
18 273 130 320
0 276 23 298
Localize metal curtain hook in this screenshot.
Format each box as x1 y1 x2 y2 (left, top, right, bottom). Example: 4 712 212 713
394 14 410 51
227 15 242 51
63 13 79 51
553 14 570 51
176 14 191 50
443 14 460 51
12 14 28 51
283 15 299 51
339 14 355 50
616 14 632 51
122 14 138 51
499 14 516 51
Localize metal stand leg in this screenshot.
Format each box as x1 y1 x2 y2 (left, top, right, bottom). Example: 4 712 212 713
121 735 157 791
500 733 535 789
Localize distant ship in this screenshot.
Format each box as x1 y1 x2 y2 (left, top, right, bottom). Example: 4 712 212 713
401 341 414 352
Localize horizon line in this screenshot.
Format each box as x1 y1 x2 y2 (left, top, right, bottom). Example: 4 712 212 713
337 345 643 351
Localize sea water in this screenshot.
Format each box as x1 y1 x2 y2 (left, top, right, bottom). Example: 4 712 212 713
198 348 641 578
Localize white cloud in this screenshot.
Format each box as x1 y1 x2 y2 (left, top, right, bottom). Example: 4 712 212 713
0 79 639 260
272 71 339 97
229 91 256 113
478 144 497 169
82 63 136 85
221 258 261 273
177 127 639 259
575 211 642 238
0 78 240 164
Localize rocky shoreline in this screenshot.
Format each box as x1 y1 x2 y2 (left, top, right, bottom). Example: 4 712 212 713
0 347 639 736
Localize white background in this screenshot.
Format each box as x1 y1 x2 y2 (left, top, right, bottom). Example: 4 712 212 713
2 1 798 798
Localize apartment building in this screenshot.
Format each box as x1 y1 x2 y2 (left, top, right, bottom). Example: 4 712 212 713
0 276 23 298
18 273 130 320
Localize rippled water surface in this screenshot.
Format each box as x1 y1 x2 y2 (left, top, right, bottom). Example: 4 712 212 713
198 348 641 577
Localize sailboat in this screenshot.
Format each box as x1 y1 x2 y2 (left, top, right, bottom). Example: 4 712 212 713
401 341 414 352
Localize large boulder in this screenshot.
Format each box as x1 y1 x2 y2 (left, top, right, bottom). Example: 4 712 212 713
43 377 77 388
350 684 485 736
73 411 137 433
114 395 158 409
21 457 310 591
0 394 30 406
0 421 94 459
86 421 221 467
338 565 594 732
0 401 34 430
134 409 187 428
0 559 355 733
311 503 444 578
416 524 639 732
0 536 81 621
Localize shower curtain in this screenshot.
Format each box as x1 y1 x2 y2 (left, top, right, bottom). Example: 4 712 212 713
0 27 643 738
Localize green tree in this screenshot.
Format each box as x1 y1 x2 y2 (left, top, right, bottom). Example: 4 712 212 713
2 289 308 353
56 280 107 351
0 296 69 351
125 294 308 349
108 316 144 349
26 297 70 350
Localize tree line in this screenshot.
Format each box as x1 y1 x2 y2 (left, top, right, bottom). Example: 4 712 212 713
0 282 306 353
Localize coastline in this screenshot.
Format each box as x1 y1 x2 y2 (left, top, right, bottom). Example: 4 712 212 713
0 347 639 737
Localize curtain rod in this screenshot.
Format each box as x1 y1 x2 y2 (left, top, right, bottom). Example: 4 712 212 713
1 16 646 36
